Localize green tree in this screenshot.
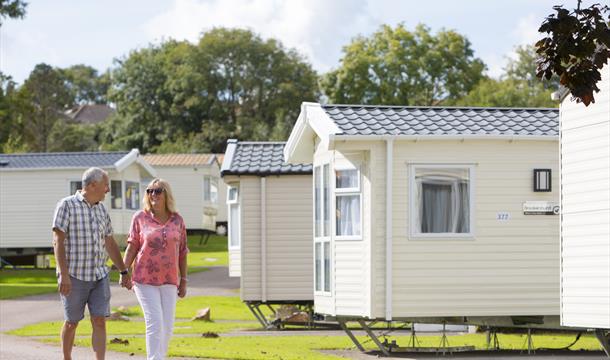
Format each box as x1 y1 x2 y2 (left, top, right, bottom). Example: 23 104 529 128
506 45 559 90
321 24 485 106
107 28 318 153
457 45 557 108
106 40 196 152
62 65 110 104
191 28 318 150
0 74 28 152
0 0 27 25
47 121 98 152
18 64 72 152
455 78 556 108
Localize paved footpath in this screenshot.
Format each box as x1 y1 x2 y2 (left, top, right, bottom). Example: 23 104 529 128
0 266 239 360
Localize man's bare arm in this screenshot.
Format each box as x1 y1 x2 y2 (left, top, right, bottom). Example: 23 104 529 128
104 235 127 270
53 229 71 295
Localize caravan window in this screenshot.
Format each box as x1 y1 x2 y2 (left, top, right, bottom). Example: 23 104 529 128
227 185 240 249
410 165 474 238
111 181 122 209
314 165 331 294
204 176 219 203
69 181 82 195
125 181 140 210
335 167 361 239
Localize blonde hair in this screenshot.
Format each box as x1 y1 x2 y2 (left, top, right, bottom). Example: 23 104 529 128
143 178 177 213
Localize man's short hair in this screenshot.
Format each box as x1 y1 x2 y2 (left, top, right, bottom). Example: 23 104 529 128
82 167 108 187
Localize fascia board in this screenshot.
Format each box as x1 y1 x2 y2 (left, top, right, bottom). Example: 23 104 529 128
114 148 139 172
220 139 238 175
329 134 559 142
136 156 157 178
285 102 342 163
305 102 341 141
284 108 310 163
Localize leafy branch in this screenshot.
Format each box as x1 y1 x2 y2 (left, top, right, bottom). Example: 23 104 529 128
535 2 610 106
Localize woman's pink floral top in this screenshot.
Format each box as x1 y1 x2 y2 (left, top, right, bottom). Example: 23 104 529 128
128 210 189 286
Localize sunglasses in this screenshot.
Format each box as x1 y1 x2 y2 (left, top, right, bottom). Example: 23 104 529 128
146 188 164 195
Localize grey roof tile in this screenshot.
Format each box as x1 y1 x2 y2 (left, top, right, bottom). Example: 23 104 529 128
222 141 312 176
0 151 130 169
322 105 558 137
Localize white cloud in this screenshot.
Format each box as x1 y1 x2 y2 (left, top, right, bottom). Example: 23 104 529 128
1 26 61 83
513 14 541 47
481 53 506 79
144 0 372 72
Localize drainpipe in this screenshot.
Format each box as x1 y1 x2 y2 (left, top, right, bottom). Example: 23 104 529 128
261 177 267 302
385 139 393 321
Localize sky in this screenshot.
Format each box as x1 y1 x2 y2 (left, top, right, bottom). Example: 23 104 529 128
0 0 585 85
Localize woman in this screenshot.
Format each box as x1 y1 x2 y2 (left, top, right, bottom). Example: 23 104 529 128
124 178 188 360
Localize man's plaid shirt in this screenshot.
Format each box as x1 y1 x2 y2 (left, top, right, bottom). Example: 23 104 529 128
52 191 113 281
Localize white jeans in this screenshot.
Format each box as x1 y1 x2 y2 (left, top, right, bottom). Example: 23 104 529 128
134 283 178 360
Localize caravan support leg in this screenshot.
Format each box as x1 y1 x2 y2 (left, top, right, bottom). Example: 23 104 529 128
520 328 535 355
407 326 420 348
486 328 500 350
245 302 269 328
357 319 391 356
595 329 610 357
338 319 365 352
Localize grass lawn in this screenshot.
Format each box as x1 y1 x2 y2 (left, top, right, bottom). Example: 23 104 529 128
0 269 58 299
10 294 603 359
0 235 227 300
117 295 258 320
33 330 604 360
10 318 259 336
10 295 261 337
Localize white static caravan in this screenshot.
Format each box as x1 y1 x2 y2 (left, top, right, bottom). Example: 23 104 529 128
221 140 313 327
559 65 610 353
285 103 561 349
0 150 155 259
142 154 226 233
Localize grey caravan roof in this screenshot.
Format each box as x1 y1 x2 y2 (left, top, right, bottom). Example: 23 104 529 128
322 105 559 137
221 140 312 176
0 151 130 169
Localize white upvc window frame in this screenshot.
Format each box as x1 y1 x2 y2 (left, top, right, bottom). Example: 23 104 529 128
334 165 362 241
227 184 241 250
314 164 332 295
408 164 476 239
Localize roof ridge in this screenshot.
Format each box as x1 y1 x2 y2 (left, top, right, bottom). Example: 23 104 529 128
323 104 559 111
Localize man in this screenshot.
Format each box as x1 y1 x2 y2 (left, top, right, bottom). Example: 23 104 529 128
52 167 132 360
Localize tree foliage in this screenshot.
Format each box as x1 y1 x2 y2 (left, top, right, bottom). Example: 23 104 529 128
321 24 485 106
0 74 26 152
457 45 557 108
0 0 27 25
536 2 610 105
105 40 192 153
106 28 318 153
17 64 72 152
62 65 110 104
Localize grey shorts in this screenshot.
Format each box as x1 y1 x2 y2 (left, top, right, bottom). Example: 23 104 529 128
59 275 111 323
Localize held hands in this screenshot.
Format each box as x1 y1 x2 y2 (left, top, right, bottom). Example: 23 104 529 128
178 278 187 298
58 274 72 296
120 272 132 290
